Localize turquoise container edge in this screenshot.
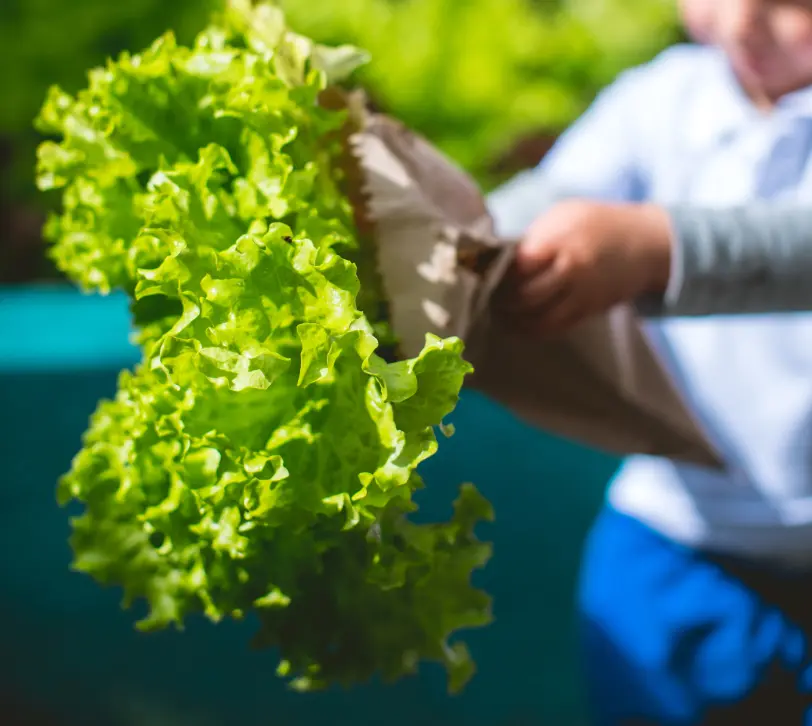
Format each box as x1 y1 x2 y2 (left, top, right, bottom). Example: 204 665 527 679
0 285 619 726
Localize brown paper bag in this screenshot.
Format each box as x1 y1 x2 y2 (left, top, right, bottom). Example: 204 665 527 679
339 94 723 469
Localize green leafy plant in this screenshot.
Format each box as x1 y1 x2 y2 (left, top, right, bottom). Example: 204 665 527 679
37 0 492 692
0 0 220 282
0 0 220 199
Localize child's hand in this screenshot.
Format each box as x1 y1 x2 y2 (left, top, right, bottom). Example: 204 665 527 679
493 200 673 334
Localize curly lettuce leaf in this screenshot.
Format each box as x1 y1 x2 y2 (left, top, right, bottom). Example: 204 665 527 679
38 0 492 692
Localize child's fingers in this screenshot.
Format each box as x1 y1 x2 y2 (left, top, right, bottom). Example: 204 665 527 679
496 246 566 312
513 236 558 275
492 265 564 314
511 267 569 311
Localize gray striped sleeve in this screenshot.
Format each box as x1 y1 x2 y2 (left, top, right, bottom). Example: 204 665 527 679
638 205 812 316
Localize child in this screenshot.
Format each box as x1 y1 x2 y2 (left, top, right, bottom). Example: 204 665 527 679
488 1 812 724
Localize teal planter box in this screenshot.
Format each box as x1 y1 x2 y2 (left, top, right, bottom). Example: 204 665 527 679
0 286 618 726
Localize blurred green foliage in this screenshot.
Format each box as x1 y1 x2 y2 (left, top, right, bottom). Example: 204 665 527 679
0 0 219 136
278 0 681 186
2 0 679 196
0 0 680 280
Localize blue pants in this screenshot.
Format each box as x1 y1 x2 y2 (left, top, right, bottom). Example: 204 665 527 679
579 507 812 725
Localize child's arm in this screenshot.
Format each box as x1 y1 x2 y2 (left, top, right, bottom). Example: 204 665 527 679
494 201 812 334
644 204 812 316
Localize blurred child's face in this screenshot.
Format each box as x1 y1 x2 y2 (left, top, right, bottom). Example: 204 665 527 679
680 0 812 100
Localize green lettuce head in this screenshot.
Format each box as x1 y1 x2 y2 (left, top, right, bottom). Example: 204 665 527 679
36 0 492 692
